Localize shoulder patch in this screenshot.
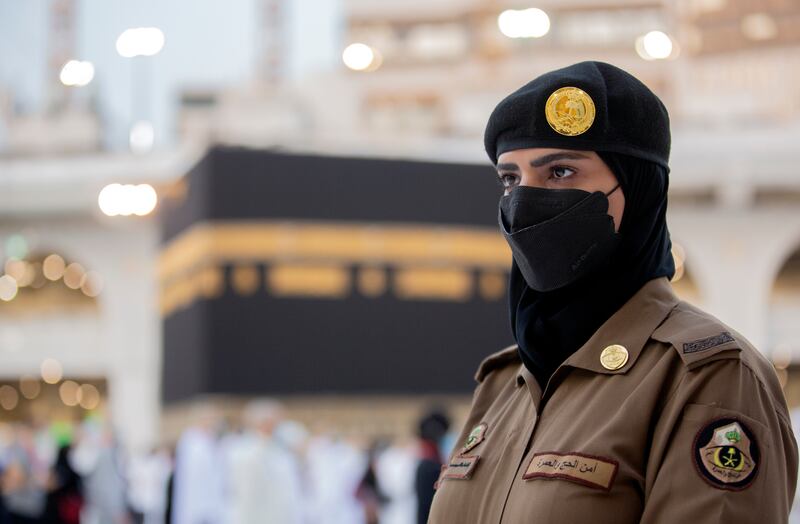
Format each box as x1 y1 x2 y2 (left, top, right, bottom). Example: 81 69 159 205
683 332 735 354
475 345 519 383
693 418 759 490
652 302 741 368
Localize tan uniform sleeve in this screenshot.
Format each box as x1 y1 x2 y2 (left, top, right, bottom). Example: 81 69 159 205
640 357 798 523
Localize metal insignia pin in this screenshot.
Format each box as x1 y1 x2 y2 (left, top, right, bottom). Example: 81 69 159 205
600 344 629 370
460 423 487 454
544 86 596 137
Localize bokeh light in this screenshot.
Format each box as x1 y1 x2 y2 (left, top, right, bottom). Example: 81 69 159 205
131 184 158 215
17 262 36 287
78 384 101 410
59 380 81 406
4 258 27 282
63 263 86 290
116 27 165 58
40 358 63 384
98 184 124 216
342 43 378 71
636 31 674 60
497 8 550 39
5 235 28 260
129 121 155 154
19 375 41 400
0 386 19 411
43 254 66 281
0 275 19 302
59 60 95 87
5 259 36 288
80 271 104 297
98 183 158 217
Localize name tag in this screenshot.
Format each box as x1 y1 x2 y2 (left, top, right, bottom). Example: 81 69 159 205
523 452 618 490
442 454 480 480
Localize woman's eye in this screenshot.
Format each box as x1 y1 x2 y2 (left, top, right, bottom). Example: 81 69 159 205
498 173 519 188
551 166 576 179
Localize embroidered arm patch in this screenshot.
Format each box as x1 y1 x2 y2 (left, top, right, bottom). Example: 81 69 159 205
692 418 759 490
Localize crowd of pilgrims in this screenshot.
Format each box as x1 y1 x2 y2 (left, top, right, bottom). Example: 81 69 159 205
0 401 454 524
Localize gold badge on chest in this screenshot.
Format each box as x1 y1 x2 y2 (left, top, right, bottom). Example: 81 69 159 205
600 344 629 370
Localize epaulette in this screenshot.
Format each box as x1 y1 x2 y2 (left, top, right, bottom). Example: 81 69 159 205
475 344 520 383
651 301 742 369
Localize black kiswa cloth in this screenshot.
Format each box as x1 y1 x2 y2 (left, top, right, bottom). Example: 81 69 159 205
509 152 676 389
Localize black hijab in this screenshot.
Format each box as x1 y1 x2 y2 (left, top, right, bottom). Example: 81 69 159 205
509 151 675 389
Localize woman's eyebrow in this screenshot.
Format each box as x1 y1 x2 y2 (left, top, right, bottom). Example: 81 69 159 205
530 152 590 167
496 162 519 172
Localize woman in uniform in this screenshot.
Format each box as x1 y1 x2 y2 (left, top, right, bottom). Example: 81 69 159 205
428 61 797 523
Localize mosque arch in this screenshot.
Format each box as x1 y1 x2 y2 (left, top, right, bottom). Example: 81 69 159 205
768 243 800 400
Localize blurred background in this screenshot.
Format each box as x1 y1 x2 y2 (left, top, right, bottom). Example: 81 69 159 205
0 0 799 522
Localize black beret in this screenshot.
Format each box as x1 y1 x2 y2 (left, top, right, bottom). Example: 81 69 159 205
484 61 671 171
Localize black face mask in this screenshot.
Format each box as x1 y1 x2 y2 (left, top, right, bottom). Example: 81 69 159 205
498 184 620 292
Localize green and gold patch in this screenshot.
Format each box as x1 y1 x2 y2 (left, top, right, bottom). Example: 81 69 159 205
460 422 487 455
693 418 759 490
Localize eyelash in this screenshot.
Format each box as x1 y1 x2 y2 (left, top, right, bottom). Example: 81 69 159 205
497 165 577 189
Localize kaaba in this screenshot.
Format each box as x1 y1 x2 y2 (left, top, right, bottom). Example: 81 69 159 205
159 146 514 404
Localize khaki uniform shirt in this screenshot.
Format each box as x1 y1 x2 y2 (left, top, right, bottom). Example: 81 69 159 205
429 277 797 523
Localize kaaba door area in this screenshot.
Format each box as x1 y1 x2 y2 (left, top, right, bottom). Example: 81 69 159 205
159 146 514 436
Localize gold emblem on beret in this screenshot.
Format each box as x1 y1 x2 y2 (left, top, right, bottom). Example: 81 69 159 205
600 344 629 370
545 86 595 136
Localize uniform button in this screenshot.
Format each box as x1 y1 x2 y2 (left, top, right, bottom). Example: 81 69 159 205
600 344 629 370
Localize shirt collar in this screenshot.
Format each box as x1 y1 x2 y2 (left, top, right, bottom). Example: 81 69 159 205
515 276 680 389
516 362 542 403
563 276 679 375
